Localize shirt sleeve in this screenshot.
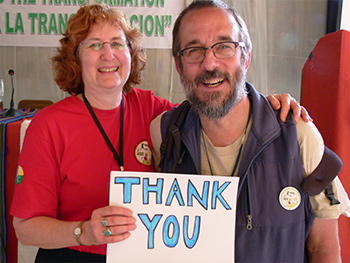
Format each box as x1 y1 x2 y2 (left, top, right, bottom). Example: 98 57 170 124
147 90 175 120
150 113 164 172
297 120 350 219
10 113 61 219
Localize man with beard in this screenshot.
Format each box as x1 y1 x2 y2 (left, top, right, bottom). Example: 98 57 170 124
151 0 349 262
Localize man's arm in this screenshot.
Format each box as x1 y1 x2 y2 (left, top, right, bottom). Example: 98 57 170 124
150 113 164 171
307 218 341 262
297 120 346 262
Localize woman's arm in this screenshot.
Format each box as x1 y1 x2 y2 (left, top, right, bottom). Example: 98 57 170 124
13 205 136 248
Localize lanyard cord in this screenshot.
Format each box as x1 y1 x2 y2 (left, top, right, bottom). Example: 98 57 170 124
202 97 252 176
82 92 125 171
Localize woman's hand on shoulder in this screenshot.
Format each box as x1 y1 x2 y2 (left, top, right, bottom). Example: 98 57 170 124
267 93 313 123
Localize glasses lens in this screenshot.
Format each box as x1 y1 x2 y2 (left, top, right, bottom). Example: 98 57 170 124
213 42 236 59
183 47 205 63
87 42 102 51
81 41 128 51
110 41 127 50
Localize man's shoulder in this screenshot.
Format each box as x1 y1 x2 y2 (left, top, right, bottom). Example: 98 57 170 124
162 100 191 120
150 112 164 132
296 119 323 145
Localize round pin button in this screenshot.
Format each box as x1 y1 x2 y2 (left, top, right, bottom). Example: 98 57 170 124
279 186 301 211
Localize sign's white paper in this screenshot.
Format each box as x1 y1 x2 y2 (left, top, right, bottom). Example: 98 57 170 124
107 171 239 263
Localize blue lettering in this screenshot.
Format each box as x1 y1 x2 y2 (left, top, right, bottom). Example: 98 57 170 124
183 215 201 248
138 214 162 249
165 179 185 206
114 177 140 203
143 178 164 204
163 215 180 248
212 181 231 209
187 180 209 209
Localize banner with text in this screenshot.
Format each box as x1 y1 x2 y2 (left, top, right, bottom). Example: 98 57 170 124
0 0 184 48
107 171 239 263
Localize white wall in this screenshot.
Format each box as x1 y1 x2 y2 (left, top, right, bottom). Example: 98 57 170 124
0 0 329 108
341 0 350 30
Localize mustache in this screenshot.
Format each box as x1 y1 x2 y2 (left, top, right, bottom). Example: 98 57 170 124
194 70 231 86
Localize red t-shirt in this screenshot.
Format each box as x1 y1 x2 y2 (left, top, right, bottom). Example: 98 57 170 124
10 88 174 254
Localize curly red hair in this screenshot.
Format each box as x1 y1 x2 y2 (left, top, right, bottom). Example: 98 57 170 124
52 3 146 95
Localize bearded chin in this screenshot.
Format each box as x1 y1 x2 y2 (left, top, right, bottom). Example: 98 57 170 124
181 67 247 120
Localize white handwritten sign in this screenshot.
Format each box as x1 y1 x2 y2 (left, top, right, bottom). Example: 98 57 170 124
107 171 239 263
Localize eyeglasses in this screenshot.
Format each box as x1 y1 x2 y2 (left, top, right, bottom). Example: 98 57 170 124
178 41 245 64
79 40 130 51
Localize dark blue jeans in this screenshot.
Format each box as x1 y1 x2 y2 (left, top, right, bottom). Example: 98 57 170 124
35 248 106 262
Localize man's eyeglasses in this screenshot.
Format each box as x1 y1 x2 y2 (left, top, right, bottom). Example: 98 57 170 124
79 40 130 51
178 41 245 64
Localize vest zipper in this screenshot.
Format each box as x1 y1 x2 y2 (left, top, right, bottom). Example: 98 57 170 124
245 176 253 230
241 133 281 231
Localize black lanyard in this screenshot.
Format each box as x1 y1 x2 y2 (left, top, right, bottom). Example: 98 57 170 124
82 92 125 171
202 97 252 177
